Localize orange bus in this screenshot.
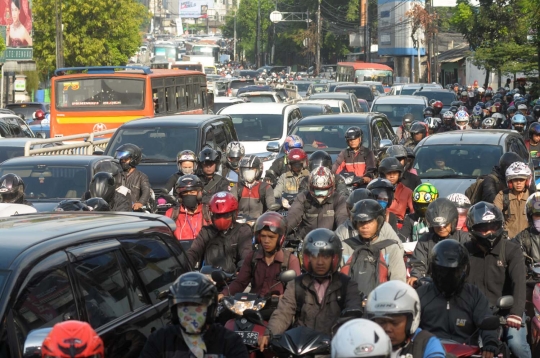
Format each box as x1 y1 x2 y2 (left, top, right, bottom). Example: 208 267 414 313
336 62 393 86
50 66 209 137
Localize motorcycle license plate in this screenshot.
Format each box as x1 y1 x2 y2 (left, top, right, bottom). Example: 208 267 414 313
236 331 259 346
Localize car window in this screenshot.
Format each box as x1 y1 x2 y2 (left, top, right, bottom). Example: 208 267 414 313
371 122 382 148
291 124 370 154
214 126 227 152
336 87 373 101
414 91 457 106
229 114 283 142
371 103 425 127
507 137 529 161
0 120 11 137
120 237 184 302
117 250 149 309
375 120 389 140
204 127 215 149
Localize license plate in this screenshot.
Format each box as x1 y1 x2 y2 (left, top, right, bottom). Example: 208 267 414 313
235 331 259 346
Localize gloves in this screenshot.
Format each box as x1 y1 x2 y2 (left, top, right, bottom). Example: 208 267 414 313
482 342 499 355
506 314 522 329
281 197 291 209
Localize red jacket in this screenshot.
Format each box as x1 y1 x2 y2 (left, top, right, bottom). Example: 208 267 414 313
332 147 376 177
165 204 209 240
388 182 414 221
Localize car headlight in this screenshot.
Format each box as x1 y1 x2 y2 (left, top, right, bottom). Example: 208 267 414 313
258 152 278 162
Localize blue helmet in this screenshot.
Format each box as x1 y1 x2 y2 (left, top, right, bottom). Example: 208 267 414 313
511 113 527 125
283 135 303 153
472 105 483 116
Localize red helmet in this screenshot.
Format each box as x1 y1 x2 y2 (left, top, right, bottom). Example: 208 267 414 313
433 101 443 111
493 102 502 113
42 320 104 358
287 148 308 170
254 212 287 249
208 191 238 231
34 109 46 121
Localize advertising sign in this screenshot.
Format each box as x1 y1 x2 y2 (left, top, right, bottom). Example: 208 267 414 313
179 0 210 18
0 0 33 61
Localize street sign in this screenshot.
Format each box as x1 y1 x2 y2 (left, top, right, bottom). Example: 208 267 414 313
0 48 33 62
270 11 282 23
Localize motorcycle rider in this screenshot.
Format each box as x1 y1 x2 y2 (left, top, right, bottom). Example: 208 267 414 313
236 154 275 219
0 173 32 206
197 147 231 205
378 157 413 223
447 193 471 232
400 183 439 242
221 141 245 195
396 113 414 141
464 202 530 358
407 198 470 286
423 106 434 119
258 229 362 351
481 117 496 129
366 280 446 358
332 126 376 184
187 191 252 273
401 122 427 150
54 199 91 211
273 148 310 206
432 100 444 118
479 151 528 203
424 116 441 135
298 150 349 197
41 321 104 358
163 150 198 194
114 143 151 211
437 111 459 133
84 197 110 211
513 192 540 264
525 122 540 154
416 240 500 358
87 160 132 212
265 134 304 186
532 104 540 121
455 110 472 130
331 318 392 358
367 178 400 231
511 113 527 138
384 145 422 191
140 272 249 357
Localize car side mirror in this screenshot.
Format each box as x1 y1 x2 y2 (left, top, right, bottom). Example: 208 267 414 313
23 328 53 358
379 139 393 149
496 295 514 310
93 149 104 155
266 141 280 153
279 269 297 283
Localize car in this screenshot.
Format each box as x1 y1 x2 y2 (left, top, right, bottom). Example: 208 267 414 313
412 89 458 113
306 82 329 96
211 79 231 97
227 78 256 96
256 65 289 75
308 92 362 113
236 85 277 97
0 155 115 211
0 113 36 138
213 97 246 113
357 98 370 113
297 103 333 117
298 99 349 113
389 83 442 96
5 102 50 123
239 91 283 103
370 95 429 130
0 212 191 357
0 137 64 163
334 84 376 107
412 129 531 198
289 80 313 98
104 115 238 190
359 81 386 95
232 69 259 78
217 103 302 174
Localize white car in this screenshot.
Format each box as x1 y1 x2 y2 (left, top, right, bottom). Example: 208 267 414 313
218 103 302 174
297 99 350 113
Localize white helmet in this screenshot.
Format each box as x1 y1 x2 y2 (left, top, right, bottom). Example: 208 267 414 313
514 93 522 100
505 161 531 183
455 110 469 130
331 319 391 358
365 281 421 336
477 87 485 94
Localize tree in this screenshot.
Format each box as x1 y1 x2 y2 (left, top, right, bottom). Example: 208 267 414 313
33 0 149 72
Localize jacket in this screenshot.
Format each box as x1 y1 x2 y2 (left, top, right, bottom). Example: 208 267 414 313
400 137 420 150
198 173 231 204
332 147 376 178
165 204 209 240
481 167 505 203
398 328 446 358
274 169 310 198
512 226 540 264
163 171 181 194
464 238 526 317
396 126 410 142
187 223 253 273
400 213 429 243
267 272 362 336
417 283 499 347
82 189 132 212
237 181 275 219
222 249 301 297
493 189 528 239
139 323 248 358
436 125 459 133
401 170 423 192
125 168 151 206
221 165 239 197
265 155 287 185
335 219 407 283
388 182 414 221
410 230 470 279
286 191 348 238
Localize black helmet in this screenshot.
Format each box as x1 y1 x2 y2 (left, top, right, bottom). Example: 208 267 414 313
467 201 504 250
448 106 458 115
423 107 434 118
533 105 540 119
529 122 540 137
95 160 124 188
115 143 142 171
402 113 414 131
526 193 540 224
239 154 263 183
54 199 91 211
409 122 427 139
301 228 342 277
85 197 111 211
198 147 222 170
345 127 363 148
89 172 116 203
350 199 386 240
0 173 25 203
346 188 375 211
385 145 408 160
425 198 459 233
367 178 395 209
175 174 204 196
498 152 525 175
378 157 404 178
168 272 218 329
308 150 332 171
430 240 470 298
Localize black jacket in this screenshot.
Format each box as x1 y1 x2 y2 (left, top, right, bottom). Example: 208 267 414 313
164 172 182 194
417 282 499 347
125 168 151 205
139 323 248 358
198 173 231 204
265 154 287 185
480 167 505 203
512 226 540 265
401 171 423 192
82 190 132 212
399 212 429 243
464 238 526 317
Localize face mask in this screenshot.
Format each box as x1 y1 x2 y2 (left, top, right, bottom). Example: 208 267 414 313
180 165 194 175
377 200 388 209
534 219 540 232
177 304 207 334
121 162 131 172
242 169 257 183
182 195 199 211
213 217 233 231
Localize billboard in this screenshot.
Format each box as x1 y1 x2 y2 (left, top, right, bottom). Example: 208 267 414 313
179 0 210 18
1 0 33 48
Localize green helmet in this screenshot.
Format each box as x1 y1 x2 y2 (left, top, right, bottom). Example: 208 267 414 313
412 183 439 217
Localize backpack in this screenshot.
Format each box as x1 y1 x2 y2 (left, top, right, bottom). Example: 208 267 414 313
294 273 349 319
341 238 396 296
465 173 499 204
400 329 456 358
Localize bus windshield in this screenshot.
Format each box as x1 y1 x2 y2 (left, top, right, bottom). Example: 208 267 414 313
354 70 393 85
154 46 177 61
172 64 203 71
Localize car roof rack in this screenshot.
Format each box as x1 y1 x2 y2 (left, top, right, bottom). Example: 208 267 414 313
54 66 152 76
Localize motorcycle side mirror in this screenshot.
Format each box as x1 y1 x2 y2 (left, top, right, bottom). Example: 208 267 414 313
23 328 53 358
279 269 297 283
266 141 280 153
340 308 364 319
379 139 393 149
200 265 219 275
532 263 540 276
496 295 514 310
268 203 281 212
478 316 501 331
211 270 227 284
243 309 265 327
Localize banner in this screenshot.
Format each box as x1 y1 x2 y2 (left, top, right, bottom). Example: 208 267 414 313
179 0 210 18
1 0 33 48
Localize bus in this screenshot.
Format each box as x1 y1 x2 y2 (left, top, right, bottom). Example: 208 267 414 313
336 62 394 86
153 41 178 62
185 42 220 63
50 66 209 137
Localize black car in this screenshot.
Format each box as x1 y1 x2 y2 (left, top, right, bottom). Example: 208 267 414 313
5 102 49 123
0 155 115 211
334 84 376 107
412 89 457 113
0 114 35 139
0 138 64 163
104 115 239 190
0 212 190 358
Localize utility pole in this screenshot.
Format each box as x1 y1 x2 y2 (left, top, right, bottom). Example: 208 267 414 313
55 0 64 68
427 0 433 82
365 0 370 63
257 0 261 67
316 0 321 75
271 0 277 65
233 10 237 61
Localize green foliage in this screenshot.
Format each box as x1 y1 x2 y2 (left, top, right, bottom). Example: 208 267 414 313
0 37 6 55
33 0 150 72
22 71 40 95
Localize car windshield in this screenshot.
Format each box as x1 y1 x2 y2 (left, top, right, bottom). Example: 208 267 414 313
413 145 503 179
0 165 88 199
298 105 330 116
107 127 198 162
230 80 255 89
291 124 369 153
243 95 276 103
335 87 373 101
310 84 328 93
230 114 283 141
295 83 311 91
414 91 457 105
371 103 425 126
401 87 422 95
0 146 25 163
358 101 370 112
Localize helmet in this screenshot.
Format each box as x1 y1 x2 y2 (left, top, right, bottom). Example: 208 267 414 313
365 280 421 337
287 148 308 171
308 166 335 204
448 106 458 115
511 114 527 132
477 87 485 94
169 272 218 328
442 111 455 126
476 101 486 109
94 160 123 188
402 113 414 131
378 157 404 179
514 93 522 100
239 155 263 183
499 152 525 175
425 198 459 233
526 192 540 224
485 89 493 96
385 145 408 160
532 105 540 119
505 161 532 189
254 212 287 250
472 105 483 116
198 147 222 171
208 192 238 231
345 126 363 145
42 320 104 358
89 172 116 203
424 117 441 131
481 117 496 129
54 199 91 212
0 173 25 203
409 122 427 140
432 101 443 114
346 188 375 210
85 197 110 211
301 228 342 277
412 183 439 217
309 150 332 171
423 107 434 118
492 113 505 127
175 174 204 199
283 134 304 152
115 143 142 170
430 239 470 298
447 193 471 211
470 115 482 129
331 319 392 358
177 150 198 174
350 199 386 240
367 178 395 210
225 142 245 170
455 110 469 130
529 122 540 137
467 201 504 249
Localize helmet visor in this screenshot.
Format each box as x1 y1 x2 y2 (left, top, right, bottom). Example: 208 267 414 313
115 150 131 161
0 192 19 203
471 221 501 234
314 189 329 197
